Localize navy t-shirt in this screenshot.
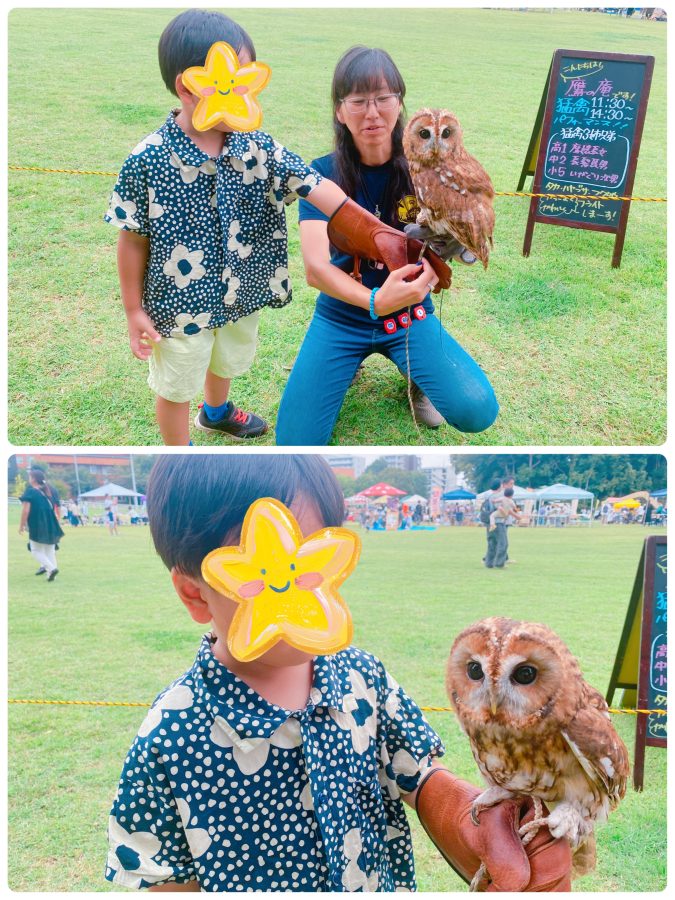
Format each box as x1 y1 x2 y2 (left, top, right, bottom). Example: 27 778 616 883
298 153 434 326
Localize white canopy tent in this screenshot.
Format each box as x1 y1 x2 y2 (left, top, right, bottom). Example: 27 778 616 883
475 485 539 503
80 482 142 503
535 484 594 526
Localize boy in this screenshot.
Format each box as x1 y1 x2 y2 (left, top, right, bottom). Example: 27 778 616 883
105 10 353 445
489 486 522 531
105 455 571 891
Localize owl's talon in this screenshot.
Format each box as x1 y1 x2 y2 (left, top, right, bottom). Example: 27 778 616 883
470 804 481 826
469 862 488 892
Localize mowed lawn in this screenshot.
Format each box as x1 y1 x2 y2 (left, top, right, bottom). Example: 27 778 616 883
8 510 667 891
7 8 667 446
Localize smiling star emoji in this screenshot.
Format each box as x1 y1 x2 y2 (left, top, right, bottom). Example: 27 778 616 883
201 498 360 662
182 41 272 132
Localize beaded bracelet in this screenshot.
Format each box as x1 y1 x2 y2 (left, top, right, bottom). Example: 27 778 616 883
369 287 380 320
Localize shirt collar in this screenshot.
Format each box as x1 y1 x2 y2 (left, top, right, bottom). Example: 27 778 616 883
192 634 348 743
163 110 259 164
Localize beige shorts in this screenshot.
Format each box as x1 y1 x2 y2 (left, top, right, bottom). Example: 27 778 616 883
148 312 260 402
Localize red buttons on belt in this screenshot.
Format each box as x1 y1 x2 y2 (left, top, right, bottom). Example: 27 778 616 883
413 305 427 320
398 312 411 328
383 318 397 334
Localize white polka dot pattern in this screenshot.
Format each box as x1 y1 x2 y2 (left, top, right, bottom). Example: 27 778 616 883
105 635 444 891
104 112 322 338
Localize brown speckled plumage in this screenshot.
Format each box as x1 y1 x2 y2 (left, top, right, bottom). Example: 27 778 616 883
403 108 495 267
447 617 629 877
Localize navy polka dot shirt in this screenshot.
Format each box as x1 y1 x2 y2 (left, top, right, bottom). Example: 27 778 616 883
105 634 443 891
104 112 322 338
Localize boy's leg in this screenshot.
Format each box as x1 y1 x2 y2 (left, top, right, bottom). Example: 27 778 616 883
148 328 214 445
156 398 191 445
195 314 268 439
383 313 498 433
275 313 369 446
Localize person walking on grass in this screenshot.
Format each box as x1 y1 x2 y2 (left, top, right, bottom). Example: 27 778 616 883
104 495 120 536
18 467 64 581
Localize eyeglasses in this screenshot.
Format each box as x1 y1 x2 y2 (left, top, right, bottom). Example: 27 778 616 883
340 93 401 113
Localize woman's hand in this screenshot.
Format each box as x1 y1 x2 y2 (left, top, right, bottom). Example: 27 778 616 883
375 259 439 316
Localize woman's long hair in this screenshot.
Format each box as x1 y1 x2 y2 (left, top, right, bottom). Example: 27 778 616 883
30 467 54 502
331 46 413 227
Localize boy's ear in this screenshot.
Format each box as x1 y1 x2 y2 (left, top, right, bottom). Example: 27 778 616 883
172 569 213 625
175 73 195 104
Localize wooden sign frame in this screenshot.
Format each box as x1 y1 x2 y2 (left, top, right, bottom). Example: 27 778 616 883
522 49 654 268
607 534 666 791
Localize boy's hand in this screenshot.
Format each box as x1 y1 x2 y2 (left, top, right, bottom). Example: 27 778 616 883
127 309 162 360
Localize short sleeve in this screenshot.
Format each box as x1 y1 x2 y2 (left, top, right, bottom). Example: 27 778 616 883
378 668 444 797
104 153 150 236
105 736 197 889
270 141 323 206
298 156 332 224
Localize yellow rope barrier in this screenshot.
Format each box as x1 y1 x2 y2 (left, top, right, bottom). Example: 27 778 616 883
7 165 666 203
6 698 667 716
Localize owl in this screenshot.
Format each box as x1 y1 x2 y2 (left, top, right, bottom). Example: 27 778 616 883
403 109 495 268
446 617 629 879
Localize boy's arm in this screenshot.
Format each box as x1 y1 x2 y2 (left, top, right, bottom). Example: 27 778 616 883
148 882 201 892
117 231 161 360
302 178 347 218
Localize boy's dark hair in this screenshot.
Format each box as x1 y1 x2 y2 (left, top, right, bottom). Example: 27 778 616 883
503 487 514 498
158 9 256 96
147 455 346 577
489 479 502 491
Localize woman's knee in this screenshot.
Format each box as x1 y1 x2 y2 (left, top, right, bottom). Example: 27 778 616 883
448 382 499 433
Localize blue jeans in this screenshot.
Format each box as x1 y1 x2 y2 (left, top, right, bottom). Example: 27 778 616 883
276 307 498 445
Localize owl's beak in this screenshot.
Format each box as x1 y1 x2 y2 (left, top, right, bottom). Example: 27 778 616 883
489 689 499 715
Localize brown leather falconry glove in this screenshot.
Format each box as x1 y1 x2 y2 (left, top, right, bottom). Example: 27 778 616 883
326 198 452 293
415 767 572 892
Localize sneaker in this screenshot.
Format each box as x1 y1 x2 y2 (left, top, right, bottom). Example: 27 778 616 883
47 568 59 581
35 567 47 576
350 363 366 388
194 403 269 440
410 384 443 428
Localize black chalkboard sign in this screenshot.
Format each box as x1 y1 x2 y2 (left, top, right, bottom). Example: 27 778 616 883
607 535 666 791
521 50 654 267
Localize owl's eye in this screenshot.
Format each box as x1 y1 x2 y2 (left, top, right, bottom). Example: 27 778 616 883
512 665 537 685
419 128 431 139
441 127 452 139
466 661 484 681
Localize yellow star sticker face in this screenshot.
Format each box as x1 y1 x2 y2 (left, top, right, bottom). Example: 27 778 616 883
182 41 271 132
201 499 360 662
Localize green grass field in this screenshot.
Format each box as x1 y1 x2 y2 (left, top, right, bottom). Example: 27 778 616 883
7 8 667 446
8 510 666 891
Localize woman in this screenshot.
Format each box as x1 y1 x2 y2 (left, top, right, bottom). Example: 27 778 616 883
18 467 64 581
276 46 498 446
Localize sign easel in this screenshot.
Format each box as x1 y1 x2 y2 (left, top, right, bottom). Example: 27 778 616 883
521 49 654 268
606 535 667 790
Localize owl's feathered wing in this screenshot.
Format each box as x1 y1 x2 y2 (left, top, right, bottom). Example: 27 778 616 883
412 152 495 268
562 685 629 811
560 685 629 876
